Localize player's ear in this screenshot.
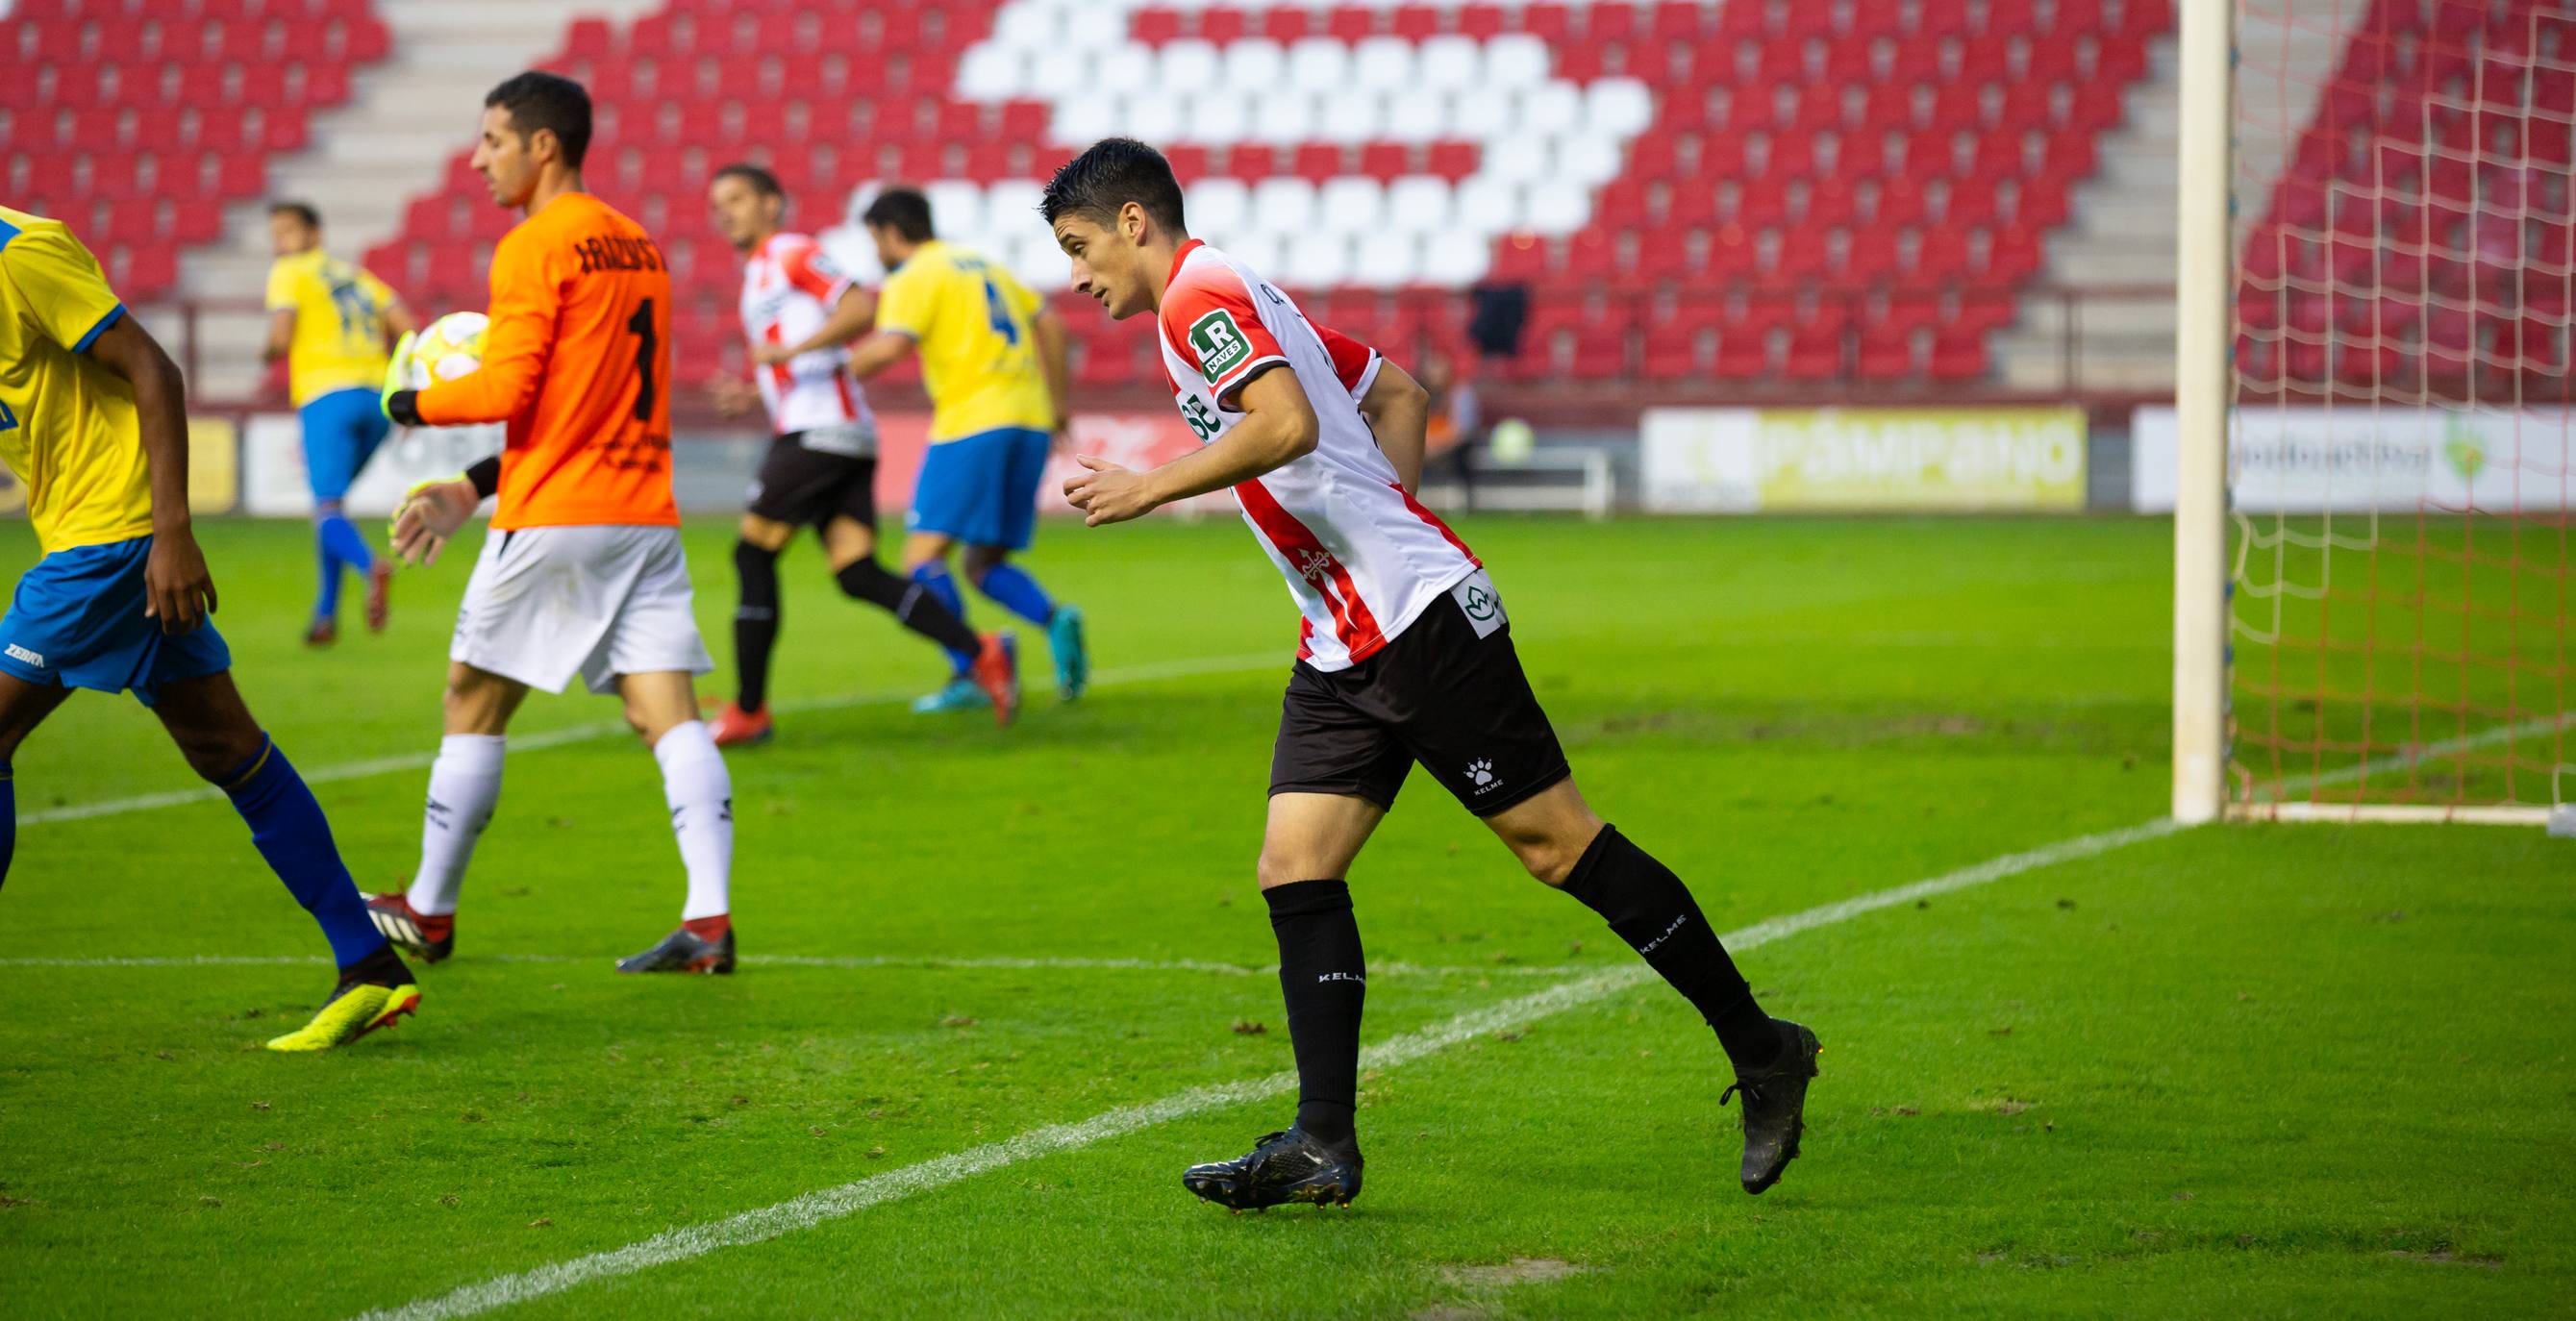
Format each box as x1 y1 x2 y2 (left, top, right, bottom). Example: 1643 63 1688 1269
1119 201 1147 246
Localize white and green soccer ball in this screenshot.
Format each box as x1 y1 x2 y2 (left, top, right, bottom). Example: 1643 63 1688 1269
401 312 488 388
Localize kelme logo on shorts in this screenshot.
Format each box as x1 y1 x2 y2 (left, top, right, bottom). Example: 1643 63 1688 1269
1188 309 1252 381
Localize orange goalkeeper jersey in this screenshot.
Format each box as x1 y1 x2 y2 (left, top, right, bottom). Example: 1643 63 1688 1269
416 191 676 529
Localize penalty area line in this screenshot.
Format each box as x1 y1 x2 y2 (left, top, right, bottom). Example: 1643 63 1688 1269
17 651 1286 829
349 816 2185 1321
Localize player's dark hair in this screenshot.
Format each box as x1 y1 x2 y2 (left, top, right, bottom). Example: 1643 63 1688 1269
861 187 936 242
1038 137 1187 235
267 200 321 231
713 162 783 200
485 70 592 168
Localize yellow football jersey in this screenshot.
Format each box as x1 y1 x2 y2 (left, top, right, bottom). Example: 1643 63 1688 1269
873 240 1055 442
0 208 156 553
264 248 397 405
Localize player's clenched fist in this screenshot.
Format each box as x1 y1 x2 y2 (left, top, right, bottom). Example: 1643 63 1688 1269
389 477 480 566
1063 454 1158 527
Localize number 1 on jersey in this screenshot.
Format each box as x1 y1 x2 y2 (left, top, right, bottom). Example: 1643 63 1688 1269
626 298 658 421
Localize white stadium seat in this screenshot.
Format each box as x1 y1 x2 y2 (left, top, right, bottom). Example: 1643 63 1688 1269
925 181 986 236
987 180 1045 230
1447 87 1509 138
1418 228 1491 285
1094 44 1156 91
1117 91 1185 144
1484 34 1551 88
1523 178 1591 234
1481 133 1553 183
1316 93 1386 145
1454 175 1525 231
1350 233 1420 287
1385 176 1453 233
1187 178 1252 236
1316 176 1387 233
1249 92 1320 145
1516 83 1585 137
1024 47 1092 100
1049 95 1115 147
1157 40 1222 89
991 4 1059 55
1249 176 1318 232
1417 36 1480 90
1585 79 1655 137
956 45 1026 101
1222 39 1288 87
1177 88 1253 145
1287 37 1350 89
1283 231 1355 287
1350 37 1414 92
1226 230 1287 276
1556 133 1627 189
1383 87 1455 143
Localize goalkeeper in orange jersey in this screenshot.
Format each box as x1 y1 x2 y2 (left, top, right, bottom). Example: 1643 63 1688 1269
363 72 738 974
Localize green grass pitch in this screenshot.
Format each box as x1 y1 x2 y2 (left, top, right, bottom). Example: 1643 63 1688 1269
0 514 2567 1318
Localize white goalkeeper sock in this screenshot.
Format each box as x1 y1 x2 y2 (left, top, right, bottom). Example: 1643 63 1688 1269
654 720 734 922
408 734 505 916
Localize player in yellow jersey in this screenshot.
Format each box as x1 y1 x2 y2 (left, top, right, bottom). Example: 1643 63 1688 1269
263 201 415 646
0 207 419 1049
754 187 1088 714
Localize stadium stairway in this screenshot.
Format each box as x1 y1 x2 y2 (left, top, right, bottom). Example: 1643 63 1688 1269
174 0 663 403
1990 3 2364 391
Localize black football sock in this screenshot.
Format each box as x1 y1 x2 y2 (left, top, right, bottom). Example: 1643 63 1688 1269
733 539 781 711
1266 879 1366 1149
837 559 984 656
1560 825 1782 1072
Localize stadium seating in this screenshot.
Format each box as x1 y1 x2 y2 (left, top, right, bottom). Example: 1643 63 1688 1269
4 0 391 303
2240 0 2573 397
359 0 2170 389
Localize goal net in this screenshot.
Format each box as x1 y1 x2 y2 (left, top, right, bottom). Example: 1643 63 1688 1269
2204 0 2575 824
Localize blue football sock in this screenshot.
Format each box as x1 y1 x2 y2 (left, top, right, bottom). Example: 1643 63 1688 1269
217 735 387 969
912 562 977 676
974 561 1057 627
0 761 14 891
313 527 343 621
319 512 374 575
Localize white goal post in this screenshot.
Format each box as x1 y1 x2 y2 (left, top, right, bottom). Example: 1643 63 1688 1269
2174 0 2575 831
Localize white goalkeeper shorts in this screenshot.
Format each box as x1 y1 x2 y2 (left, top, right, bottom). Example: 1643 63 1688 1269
450 524 713 695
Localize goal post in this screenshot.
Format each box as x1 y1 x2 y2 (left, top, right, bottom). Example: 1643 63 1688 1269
2179 0 2576 830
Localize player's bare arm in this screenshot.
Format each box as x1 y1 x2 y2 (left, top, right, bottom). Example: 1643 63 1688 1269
88 316 215 633
261 306 297 363
1032 306 1072 441
1357 360 1432 496
752 287 877 365
1064 366 1316 527
843 325 916 382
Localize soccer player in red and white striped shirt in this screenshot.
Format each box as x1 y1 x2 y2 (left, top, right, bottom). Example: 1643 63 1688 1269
1042 138 1821 1210
704 164 1015 745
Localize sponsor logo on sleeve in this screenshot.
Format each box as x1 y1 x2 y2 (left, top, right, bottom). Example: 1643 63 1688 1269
1188 309 1252 382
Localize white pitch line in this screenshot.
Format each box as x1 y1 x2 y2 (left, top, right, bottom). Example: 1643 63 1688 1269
350 816 2184 1321
0 952 1569 979
16 651 1285 829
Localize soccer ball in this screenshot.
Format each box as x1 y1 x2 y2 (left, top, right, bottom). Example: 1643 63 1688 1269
401 312 488 389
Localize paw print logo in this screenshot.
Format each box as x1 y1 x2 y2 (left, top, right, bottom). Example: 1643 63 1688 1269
1466 759 1496 789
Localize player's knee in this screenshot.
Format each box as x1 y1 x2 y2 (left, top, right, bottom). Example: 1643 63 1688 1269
1500 823 1587 886
961 545 1005 586
1254 844 1309 891
738 517 791 553
175 722 263 783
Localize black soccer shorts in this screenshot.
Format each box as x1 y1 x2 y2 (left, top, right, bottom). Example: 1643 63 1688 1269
745 429 879 529
1268 575 1571 816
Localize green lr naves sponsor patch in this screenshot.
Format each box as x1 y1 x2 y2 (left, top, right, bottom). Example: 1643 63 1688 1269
1188 309 1253 381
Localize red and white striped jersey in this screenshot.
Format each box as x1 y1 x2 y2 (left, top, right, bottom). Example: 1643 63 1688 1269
738 232 873 436
1157 239 1480 672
